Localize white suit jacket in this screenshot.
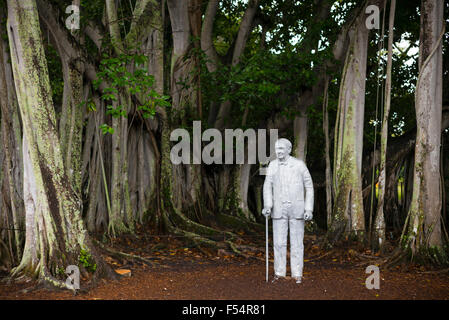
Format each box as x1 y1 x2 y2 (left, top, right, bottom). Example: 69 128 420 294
263 156 314 219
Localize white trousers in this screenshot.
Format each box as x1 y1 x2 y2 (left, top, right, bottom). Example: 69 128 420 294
272 218 305 278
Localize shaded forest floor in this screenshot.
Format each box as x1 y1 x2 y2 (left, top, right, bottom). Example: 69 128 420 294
0 226 448 300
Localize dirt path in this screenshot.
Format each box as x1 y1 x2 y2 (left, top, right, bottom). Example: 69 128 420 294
1 255 448 300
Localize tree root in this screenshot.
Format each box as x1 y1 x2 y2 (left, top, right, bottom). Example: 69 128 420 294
225 241 265 261
418 268 449 274
322 221 347 249
306 251 332 262
158 200 266 260
382 244 449 269
40 271 78 294
234 243 265 253
170 206 238 241
382 248 410 269
166 208 265 260
93 239 155 267
216 212 264 235
9 261 78 294
168 226 229 255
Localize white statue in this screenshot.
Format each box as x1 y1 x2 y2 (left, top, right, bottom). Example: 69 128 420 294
262 138 314 284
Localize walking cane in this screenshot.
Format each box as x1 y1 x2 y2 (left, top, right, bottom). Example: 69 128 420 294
265 214 269 283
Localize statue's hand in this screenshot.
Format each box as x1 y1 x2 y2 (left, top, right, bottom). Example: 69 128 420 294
304 211 313 221
262 207 271 217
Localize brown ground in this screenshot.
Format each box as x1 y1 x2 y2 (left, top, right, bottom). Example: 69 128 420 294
0 233 448 300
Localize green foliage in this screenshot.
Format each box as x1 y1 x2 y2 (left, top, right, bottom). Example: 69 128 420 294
92 52 170 134
56 267 66 276
213 0 248 56
78 248 97 273
199 46 322 128
80 0 104 26
100 123 114 135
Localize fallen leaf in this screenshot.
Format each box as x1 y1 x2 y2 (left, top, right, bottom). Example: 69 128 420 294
115 269 132 277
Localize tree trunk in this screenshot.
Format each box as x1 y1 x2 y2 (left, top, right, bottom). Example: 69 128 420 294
55 0 84 198
322 78 333 228
373 0 396 252
214 0 259 130
109 106 128 236
293 102 308 162
7 0 113 288
103 0 135 236
231 161 254 221
327 2 371 244
0 30 23 264
214 0 260 220
401 0 445 262
201 0 220 73
58 57 84 198
167 0 203 216
124 0 163 227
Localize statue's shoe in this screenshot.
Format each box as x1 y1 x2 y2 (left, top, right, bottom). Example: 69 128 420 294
294 276 302 284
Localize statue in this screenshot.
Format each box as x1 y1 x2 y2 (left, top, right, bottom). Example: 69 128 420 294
262 138 314 284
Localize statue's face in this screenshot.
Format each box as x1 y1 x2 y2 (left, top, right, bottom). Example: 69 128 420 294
275 142 290 160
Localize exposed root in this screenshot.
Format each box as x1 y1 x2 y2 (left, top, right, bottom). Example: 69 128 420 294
382 248 409 269
225 241 265 262
170 206 237 241
226 240 251 259
40 270 78 294
169 226 225 250
165 208 265 259
216 212 264 235
322 221 347 249
107 220 133 239
306 251 332 262
9 261 78 294
92 239 155 267
418 268 449 274
159 199 266 259
382 244 449 269
234 243 264 253
9 256 40 281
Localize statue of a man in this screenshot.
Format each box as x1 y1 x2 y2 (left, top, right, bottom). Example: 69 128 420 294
262 138 314 284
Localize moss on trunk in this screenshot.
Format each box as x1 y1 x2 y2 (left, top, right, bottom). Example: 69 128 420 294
7 0 114 289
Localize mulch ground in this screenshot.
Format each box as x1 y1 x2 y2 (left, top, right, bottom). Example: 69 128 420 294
0 232 448 300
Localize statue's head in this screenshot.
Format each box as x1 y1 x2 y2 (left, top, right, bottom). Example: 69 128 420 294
275 138 292 160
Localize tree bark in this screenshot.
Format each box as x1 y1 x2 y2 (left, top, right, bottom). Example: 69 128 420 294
327 1 373 244
373 0 396 252
7 0 113 288
166 0 203 216
293 101 308 162
201 0 220 73
401 0 445 261
0 29 23 264
322 78 333 228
